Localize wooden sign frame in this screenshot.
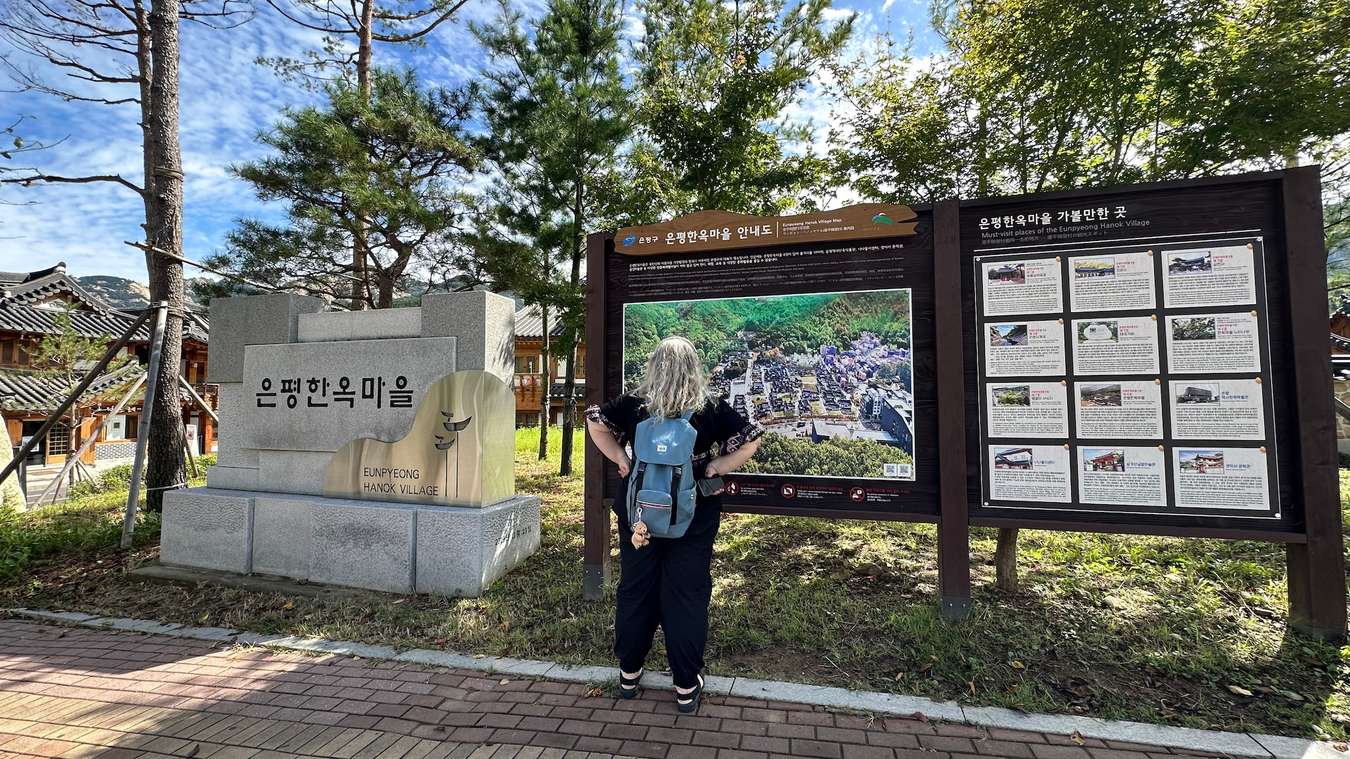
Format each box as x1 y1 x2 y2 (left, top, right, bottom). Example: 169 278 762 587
582 167 1345 639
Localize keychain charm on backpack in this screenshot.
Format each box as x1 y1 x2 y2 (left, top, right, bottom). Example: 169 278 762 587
626 410 698 540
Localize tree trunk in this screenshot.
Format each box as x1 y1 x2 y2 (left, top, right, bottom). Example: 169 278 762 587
134 0 155 224
143 0 185 512
349 0 375 311
559 336 577 475
994 527 1018 592
537 305 550 460
559 179 584 477
376 273 395 308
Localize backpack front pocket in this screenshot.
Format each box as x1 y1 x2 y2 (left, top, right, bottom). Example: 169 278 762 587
636 489 675 530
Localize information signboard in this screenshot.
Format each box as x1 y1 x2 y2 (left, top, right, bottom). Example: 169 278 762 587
603 205 939 518
969 227 1282 525
583 168 1345 638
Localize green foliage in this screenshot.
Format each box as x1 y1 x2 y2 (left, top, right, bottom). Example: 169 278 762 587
0 492 160 584
30 303 136 393
212 68 477 308
742 432 912 478
1161 0 1350 171
66 463 137 500
833 0 1350 251
623 291 912 387
472 0 630 326
632 0 853 215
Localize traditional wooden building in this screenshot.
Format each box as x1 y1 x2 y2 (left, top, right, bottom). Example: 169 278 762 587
513 305 585 427
0 263 215 469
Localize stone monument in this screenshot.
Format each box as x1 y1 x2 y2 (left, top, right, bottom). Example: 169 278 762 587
161 292 540 596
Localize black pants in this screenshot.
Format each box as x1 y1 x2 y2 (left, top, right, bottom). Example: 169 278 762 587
614 518 717 689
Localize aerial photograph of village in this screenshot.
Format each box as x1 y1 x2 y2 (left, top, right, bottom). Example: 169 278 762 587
623 290 915 479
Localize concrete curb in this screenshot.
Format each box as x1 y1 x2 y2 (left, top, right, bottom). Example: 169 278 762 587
9 608 1345 758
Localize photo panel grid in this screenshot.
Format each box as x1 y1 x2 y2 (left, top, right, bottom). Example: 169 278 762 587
972 236 1278 519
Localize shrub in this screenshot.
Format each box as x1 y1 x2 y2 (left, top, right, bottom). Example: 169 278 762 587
67 464 137 499
0 494 160 584
63 452 214 500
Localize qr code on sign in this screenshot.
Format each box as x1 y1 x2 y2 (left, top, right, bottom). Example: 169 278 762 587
884 463 912 478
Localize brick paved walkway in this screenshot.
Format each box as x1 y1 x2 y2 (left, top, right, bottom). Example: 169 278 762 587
0 620 1233 759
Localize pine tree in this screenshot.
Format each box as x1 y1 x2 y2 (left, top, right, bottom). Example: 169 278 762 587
633 0 854 215
474 0 630 473
211 69 477 309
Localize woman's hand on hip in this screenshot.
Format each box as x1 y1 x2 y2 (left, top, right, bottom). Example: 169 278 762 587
617 457 631 477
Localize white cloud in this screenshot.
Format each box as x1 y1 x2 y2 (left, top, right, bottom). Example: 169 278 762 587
0 0 947 282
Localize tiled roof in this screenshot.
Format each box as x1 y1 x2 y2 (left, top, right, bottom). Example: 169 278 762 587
0 264 68 288
514 305 568 340
2 270 111 311
0 265 209 345
0 363 143 413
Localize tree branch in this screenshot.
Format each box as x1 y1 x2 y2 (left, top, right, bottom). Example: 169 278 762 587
1 170 144 195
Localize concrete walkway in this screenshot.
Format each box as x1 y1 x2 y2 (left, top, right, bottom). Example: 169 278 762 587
0 616 1341 759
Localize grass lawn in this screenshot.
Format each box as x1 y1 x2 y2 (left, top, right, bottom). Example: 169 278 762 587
2 430 1348 740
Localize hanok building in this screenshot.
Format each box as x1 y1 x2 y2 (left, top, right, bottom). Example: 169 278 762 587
994 447 1033 470
1329 305 1350 455
0 264 215 472
513 305 586 427
986 264 1025 283
1085 450 1126 472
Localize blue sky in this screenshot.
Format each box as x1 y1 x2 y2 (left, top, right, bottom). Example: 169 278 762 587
0 0 942 282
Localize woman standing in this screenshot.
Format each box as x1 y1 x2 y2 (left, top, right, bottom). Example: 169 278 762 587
585 336 762 713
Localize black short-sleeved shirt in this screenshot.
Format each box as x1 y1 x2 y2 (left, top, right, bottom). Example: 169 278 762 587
586 394 761 536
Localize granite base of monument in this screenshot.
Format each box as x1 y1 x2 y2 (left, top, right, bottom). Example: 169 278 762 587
161 488 540 596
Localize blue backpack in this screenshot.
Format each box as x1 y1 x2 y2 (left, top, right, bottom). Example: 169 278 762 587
627 411 699 539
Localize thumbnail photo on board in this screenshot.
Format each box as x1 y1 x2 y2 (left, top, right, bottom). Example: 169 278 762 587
1077 320 1119 343
1175 383 1219 404
1078 383 1122 407
1073 257 1116 278
989 323 1029 346
986 263 1027 284
992 384 1031 407
1169 251 1213 275
1082 448 1126 472
993 447 1033 470
623 289 916 480
1178 449 1225 473
1171 316 1217 341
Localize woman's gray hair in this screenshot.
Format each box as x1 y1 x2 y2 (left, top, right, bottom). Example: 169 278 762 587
634 335 709 418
